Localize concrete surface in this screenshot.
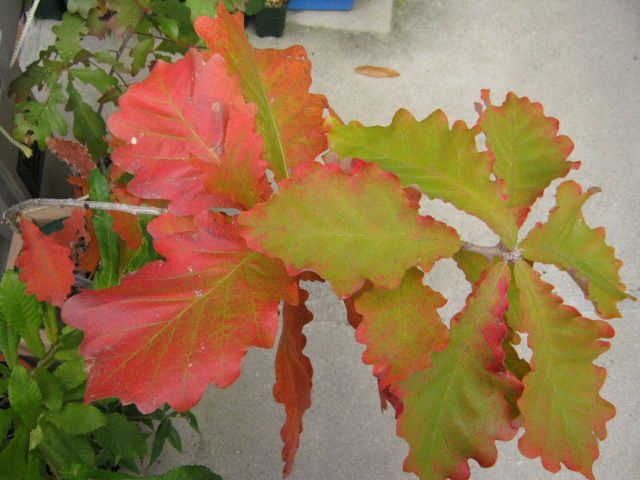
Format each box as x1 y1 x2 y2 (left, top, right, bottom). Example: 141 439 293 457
149 1 640 480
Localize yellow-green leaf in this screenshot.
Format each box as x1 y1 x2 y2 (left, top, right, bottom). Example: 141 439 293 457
514 261 615 480
479 91 578 223
328 109 518 248
392 261 522 480
520 180 633 318
240 161 460 297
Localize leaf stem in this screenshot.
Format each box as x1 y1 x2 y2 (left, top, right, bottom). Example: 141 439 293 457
460 241 522 263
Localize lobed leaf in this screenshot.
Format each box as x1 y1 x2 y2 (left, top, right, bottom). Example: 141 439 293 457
478 91 577 223
195 4 328 180
328 109 519 247
393 261 522 480
53 13 87 63
108 48 269 214
240 161 460 297
45 402 107 434
520 180 633 318
16 218 74 308
62 212 298 413
273 286 314 477
354 268 448 389
514 261 615 479
46 138 95 178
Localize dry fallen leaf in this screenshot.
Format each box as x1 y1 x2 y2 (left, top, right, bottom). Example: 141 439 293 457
355 65 401 78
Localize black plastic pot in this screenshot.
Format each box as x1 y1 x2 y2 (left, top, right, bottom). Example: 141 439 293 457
35 0 67 20
254 5 288 38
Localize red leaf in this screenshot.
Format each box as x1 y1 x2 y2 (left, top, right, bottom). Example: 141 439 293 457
195 5 328 180
273 286 313 477
16 219 74 307
46 138 95 178
61 212 298 413
108 48 270 214
49 208 88 249
110 187 143 250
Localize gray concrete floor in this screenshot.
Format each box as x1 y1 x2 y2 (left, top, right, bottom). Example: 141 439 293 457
148 1 640 479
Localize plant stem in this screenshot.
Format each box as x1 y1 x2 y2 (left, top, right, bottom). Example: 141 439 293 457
2 198 167 232
460 241 522 262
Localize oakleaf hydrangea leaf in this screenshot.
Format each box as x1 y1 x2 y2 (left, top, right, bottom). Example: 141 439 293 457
514 261 615 480
62 212 298 413
195 4 328 180
478 91 578 224
274 286 314 477
393 261 522 480
108 49 269 213
354 268 448 389
520 181 633 318
328 109 519 247
240 161 460 297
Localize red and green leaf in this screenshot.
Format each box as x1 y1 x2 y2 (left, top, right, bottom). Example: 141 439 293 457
328 109 519 248
240 161 460 297
514 261 615 479
520 181 633 318
393 261 522 480
61 212 298 413
354 268 448 389
478 91 578 223
16 218 74 308
108 48 269 214
273 286 313 478
46 138 95 178
195 4 328 180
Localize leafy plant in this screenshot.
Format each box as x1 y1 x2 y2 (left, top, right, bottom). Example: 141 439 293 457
4 3 634 480
0 270 220 479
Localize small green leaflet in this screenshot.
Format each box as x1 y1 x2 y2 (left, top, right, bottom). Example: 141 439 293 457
9 365 42 429
52 13 88 62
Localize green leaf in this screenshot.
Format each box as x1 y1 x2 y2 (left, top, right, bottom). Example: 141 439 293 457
70 67 119 94
39 423 95 471
8 63 50 103
53 358 87 390
9 365 42 429
94 51 127 71
34 368 64 411
64 465 222 480
67 83 108 159
514 261 615 479
43 304 59 345
186 0 217 21
28 424 44 450
89 170 122 289
393 262 522 480
240 161 460 297
179 411 200 433
328 109 519 248
94 413 148 460
108 0 152 32
520 181 634 318
0 271 45 358
52 13 88 63
0 304 20 370
165 420 182 452
67 0 98 17
0 426 28 480
244 0 266 15
13 83 67 147
0 408 14 441
453 250 491 284
45 402 106 434
130 37 155 76
478 91 578 222
153 14 180 39
122 216 161 274
150 418 170 465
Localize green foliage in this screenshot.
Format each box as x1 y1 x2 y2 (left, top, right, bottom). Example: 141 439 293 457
0 269 216 479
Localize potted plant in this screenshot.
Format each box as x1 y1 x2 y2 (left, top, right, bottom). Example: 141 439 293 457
254 0 288 37
2 3 633 480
